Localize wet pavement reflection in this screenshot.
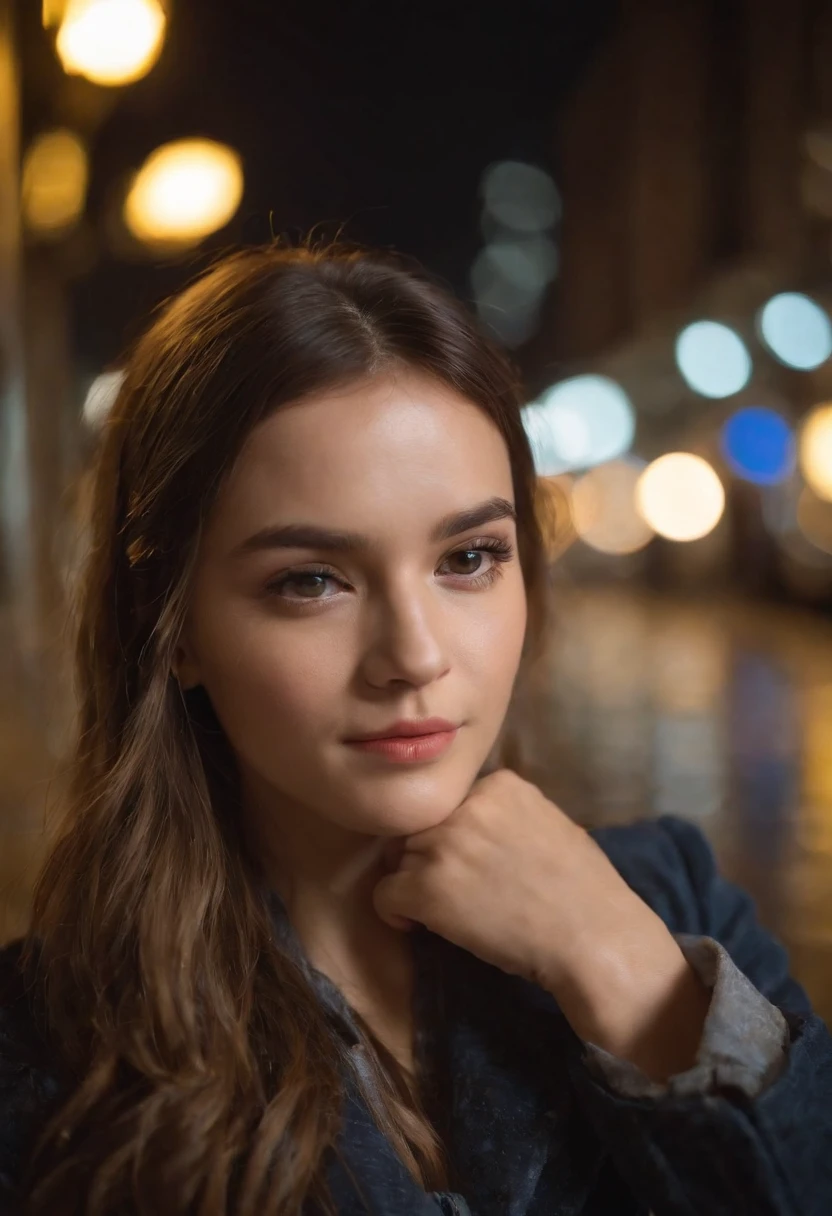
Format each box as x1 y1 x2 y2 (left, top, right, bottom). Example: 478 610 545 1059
517 586 832 1024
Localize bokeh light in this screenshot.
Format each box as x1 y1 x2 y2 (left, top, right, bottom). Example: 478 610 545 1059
522 375 636 476
636 453 726 542
480 160 560 233
42 1 66 25
124 139 244 246
471 233 558 347
55 0 166 86
82 369 124 428
758 293 832 371
570 459 654 555
471 235 559 297
675 320 752 398
799 404 832 503
21 129 88 235
720 406 795 486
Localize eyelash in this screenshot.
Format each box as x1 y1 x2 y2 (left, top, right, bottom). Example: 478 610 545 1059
264 537 516 606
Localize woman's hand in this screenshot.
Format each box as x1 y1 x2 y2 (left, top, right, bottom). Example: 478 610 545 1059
373 768 712 1081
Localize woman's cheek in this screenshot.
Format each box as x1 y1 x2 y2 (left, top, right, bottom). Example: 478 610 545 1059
467 599 526 683
231 625 346 735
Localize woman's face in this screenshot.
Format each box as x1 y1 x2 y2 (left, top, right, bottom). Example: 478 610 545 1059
177 370 528 840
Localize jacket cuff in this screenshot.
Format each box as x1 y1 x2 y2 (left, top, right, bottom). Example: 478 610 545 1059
580 933 790 1100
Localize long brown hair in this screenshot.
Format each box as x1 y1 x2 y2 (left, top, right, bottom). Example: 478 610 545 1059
18 244 556 1215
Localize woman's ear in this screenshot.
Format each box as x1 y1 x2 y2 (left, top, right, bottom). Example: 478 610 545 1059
171 638 202 691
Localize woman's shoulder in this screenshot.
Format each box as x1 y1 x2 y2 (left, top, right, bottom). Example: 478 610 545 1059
589 814 811 1012
588 813 718 933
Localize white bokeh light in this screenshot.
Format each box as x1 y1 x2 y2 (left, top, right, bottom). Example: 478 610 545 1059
522 375 636 475
471 235 559 297
758 293 832 371
675 321 752 399
82 369 124 428
471 234 558 348
480 161 561 233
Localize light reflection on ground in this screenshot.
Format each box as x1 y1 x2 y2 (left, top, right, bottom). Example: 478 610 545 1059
514 585 832 1023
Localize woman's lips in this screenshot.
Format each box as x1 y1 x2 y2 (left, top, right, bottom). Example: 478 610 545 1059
344 728 458 763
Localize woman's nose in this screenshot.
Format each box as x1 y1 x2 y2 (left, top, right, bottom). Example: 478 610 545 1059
360 589 451 689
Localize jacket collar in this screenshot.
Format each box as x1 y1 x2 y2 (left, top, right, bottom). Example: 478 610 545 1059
264 889 607 1215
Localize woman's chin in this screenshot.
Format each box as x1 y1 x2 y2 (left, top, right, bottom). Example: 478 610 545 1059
339 778 477 838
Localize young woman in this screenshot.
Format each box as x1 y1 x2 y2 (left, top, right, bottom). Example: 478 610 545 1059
0 245 829 1216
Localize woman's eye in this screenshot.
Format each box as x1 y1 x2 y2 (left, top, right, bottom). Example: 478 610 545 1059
265 539 514 605
444 549 486 575
439 539 515 585
266 569 337 600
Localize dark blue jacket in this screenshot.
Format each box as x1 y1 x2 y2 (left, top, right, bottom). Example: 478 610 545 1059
1 814 830 1215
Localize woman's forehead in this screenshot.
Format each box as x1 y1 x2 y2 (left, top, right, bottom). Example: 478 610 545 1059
206 374 514 550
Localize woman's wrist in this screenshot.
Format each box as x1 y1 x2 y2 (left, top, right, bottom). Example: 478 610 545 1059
545 934 713 1083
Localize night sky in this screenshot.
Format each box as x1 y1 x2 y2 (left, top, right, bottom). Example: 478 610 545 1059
18 0 617 376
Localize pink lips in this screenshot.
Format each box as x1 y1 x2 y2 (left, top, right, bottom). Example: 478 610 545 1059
345 728 459 763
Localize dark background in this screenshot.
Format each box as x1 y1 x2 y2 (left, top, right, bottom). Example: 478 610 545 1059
17 0 615 376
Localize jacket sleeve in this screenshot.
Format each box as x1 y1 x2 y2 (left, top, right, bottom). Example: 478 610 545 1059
566 814 832 1216
582 932 790 1100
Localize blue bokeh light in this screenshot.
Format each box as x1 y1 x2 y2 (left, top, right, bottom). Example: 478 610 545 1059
720 407 795 486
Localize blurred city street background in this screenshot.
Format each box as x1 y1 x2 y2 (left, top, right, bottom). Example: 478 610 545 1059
3 0 832 1023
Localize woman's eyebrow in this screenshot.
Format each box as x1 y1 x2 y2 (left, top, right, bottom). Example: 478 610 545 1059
230 496 517 558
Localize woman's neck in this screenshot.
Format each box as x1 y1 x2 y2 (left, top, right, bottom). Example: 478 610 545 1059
240 776 418 1072
281 869 418 1079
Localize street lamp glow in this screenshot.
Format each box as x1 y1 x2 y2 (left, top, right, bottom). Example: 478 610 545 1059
22 129 88 234
124 139 244 246
570 459 654 555
636 453 725 542
56 0 166 87
800 404 832 503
